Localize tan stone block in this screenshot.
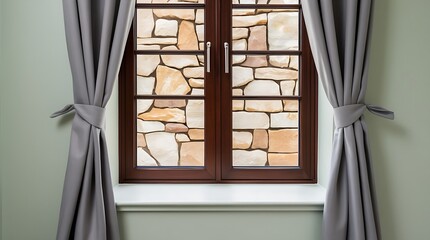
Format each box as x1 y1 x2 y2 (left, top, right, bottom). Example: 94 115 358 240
233 131 253 149
283 100 298 111
189 78 204 88
146 132 178 166
176 133 190 142
165 123 189 133
233 112 270 129
180 142 204 166
233 14 267 27
233 100 244 111
137 55 160 77
241 56 268 67
248 25 267 50
155 66 191 95
137 148 158 166
232 28 249 40
137 133 147 148
188 129 204 140
178 21 199 50
232 66 254 87
154 100 186 108
137 9 154 38
252 129 268 149
268 129 298 153
255 67 298 80
183 67 204 78
153 9 195 20
138 108 185 123
280 80 296 95
233 150 267 166
245 100 283 112
268 153 298 166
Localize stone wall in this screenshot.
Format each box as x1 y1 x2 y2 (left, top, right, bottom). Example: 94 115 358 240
136 0 300 167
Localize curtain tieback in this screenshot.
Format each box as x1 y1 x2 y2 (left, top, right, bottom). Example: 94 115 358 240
50 104 106 129
333 104 394 128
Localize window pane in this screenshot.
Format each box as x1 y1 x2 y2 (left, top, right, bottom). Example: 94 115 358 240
137 55 204 95
232 0 298 4
137 9 204 50
232 10 298 50
137 0 205 3
136 99 205 166
232 100 299 167
232 55 299 96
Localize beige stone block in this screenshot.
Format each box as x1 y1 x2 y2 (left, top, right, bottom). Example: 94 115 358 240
184 67 204 78
165 123 189 133
186 100 204 128
180 142 204 166
283 100 298 111
196 9 204 24
233 150 267 166
176 133 190 142
233 112 269 129
280 80 296 95
137 9 154 38
178 21 199 50
233 14 267 27
233 39 248 50
155 66 191 95
196 25 204 41
252 129 268 149
137 38 177 45
268 153 298 166
245 100 283 112
255 67 298 80
188 129 204 140
269 55 290 68
136 100 154 114
137 76 155 95
248 25 267 50
146 132 179 166
137 148 158 166
233 55 246 65
153 9 195 20
138 108 185 123
161 47 199 69
232 28 249 40
189 78 204 88
155 19 178 37
268 12 298 50
233 100 245 111
268 129 298 153
270 112 298 128
244 80 280 95
154 100 186 108
241 56 268 67
232 66 254 87
137 120 165 133
233 131 253 149
137 133 147 148
137 55 160 77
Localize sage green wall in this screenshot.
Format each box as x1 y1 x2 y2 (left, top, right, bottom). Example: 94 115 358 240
0 0 429 240
0 0 4 239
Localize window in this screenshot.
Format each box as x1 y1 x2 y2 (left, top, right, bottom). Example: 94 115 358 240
119 0 317 183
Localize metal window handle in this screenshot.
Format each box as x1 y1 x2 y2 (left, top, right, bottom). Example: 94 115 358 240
224 42 229 73
206 42 211 73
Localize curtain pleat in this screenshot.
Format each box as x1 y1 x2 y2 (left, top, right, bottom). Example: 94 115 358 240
53 1 135 239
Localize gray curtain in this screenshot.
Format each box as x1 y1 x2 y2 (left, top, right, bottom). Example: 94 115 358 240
302 0 394 240
51 0 134 239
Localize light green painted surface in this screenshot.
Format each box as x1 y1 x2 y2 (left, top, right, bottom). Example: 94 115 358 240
0 0 3 239
366 0 430 239
1 0 430 239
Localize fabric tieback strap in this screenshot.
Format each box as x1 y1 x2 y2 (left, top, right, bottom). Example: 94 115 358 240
333 104 394 128
50 104 106 129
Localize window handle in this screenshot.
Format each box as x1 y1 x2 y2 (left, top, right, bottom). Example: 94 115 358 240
224 42 229 73
206 42 211 73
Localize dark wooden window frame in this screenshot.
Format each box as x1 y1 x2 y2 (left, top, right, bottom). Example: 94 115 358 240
119 0 318 183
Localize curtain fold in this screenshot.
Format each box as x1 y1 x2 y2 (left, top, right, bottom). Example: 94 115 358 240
302 0 393 239
52 0 135 239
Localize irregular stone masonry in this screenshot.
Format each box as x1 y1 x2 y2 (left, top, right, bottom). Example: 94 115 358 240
135 1 300 167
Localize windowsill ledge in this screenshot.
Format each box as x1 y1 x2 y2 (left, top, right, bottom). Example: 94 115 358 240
114 184 326 212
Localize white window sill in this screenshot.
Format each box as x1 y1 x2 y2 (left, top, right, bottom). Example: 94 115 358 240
114 184 326 212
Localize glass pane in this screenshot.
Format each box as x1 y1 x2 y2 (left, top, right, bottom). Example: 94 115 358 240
232 10 298 50
138 0 205 3
136 99 205 167
137 55 204 95
137 9 204 50
232 100 299 167
232 0 298 4
232 55 298 96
